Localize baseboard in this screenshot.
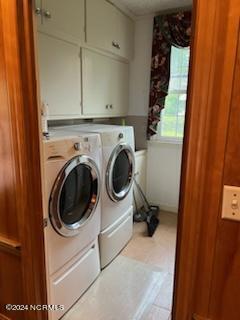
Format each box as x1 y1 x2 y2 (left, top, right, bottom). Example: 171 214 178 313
149 202 178 214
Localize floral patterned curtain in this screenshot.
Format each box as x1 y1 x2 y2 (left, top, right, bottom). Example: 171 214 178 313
147 11 192 138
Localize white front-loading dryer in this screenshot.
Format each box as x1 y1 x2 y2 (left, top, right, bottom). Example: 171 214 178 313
42 131 102 320
52 124 135 268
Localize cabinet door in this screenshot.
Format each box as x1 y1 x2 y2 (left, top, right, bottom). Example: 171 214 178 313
39 0 85 44
82 49 129 117
115 9 134 60
86 0 134 60
37 33 82 119
86 0 116 55
111 59 129 116
82 49 113 116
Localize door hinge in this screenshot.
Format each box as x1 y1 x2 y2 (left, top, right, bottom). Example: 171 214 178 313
43 218 48 228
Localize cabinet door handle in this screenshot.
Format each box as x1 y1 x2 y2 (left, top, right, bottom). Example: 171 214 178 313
35 7 42 15
112 41 120 49
110 104 113 109
105 105 109 109
44 10 51 18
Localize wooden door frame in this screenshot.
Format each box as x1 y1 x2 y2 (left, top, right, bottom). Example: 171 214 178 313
172 0 217 317
16 2 48 317
173 0 239 319
0 1 47 319
1 1 237 319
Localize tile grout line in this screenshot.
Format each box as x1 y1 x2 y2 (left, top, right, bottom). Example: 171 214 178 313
152 302 172 312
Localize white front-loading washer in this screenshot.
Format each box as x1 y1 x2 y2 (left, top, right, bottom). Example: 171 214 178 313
42 131 102 320
52 124 135 268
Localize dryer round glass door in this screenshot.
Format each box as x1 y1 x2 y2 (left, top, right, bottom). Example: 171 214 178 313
106 143 135 202
49 155 100 237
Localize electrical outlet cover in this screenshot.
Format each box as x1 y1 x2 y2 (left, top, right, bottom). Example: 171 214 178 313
222 185 240 222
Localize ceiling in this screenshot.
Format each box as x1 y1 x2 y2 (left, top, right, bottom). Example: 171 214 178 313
115 0 192 16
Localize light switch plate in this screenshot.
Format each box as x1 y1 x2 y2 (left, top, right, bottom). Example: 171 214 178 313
222 185 240 221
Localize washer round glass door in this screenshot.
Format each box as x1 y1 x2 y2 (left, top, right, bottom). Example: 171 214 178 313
106 143 135 202
49 155 100 237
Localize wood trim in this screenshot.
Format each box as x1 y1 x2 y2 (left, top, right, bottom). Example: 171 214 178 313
173 0 240 319
0 314 11 320
191 2 240 316
0 1 47 319
172 0 219 317
207 8 240 320
15 1 48 318
0 235 21 254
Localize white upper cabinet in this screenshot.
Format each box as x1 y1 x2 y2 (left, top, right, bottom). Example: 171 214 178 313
86 0 134 60
36 0 85 45
114 8 134 61
37 33 82 119
35 0 133 119
111 57 129 116
82 49 129 117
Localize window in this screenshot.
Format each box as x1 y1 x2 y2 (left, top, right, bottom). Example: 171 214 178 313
158 46 190 141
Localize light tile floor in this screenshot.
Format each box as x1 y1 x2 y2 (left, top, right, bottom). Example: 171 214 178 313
63 255 167 320
63 211 177 320
121 211 178 320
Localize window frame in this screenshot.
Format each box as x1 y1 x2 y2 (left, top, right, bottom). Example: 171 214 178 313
154 46 190 143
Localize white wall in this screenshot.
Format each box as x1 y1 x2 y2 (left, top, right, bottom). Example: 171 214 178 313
129 15 183 214
128 15 154 116
146 142 183 213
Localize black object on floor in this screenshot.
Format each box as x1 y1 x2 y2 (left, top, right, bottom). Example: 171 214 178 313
146 206 159 236
133 176 159 237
